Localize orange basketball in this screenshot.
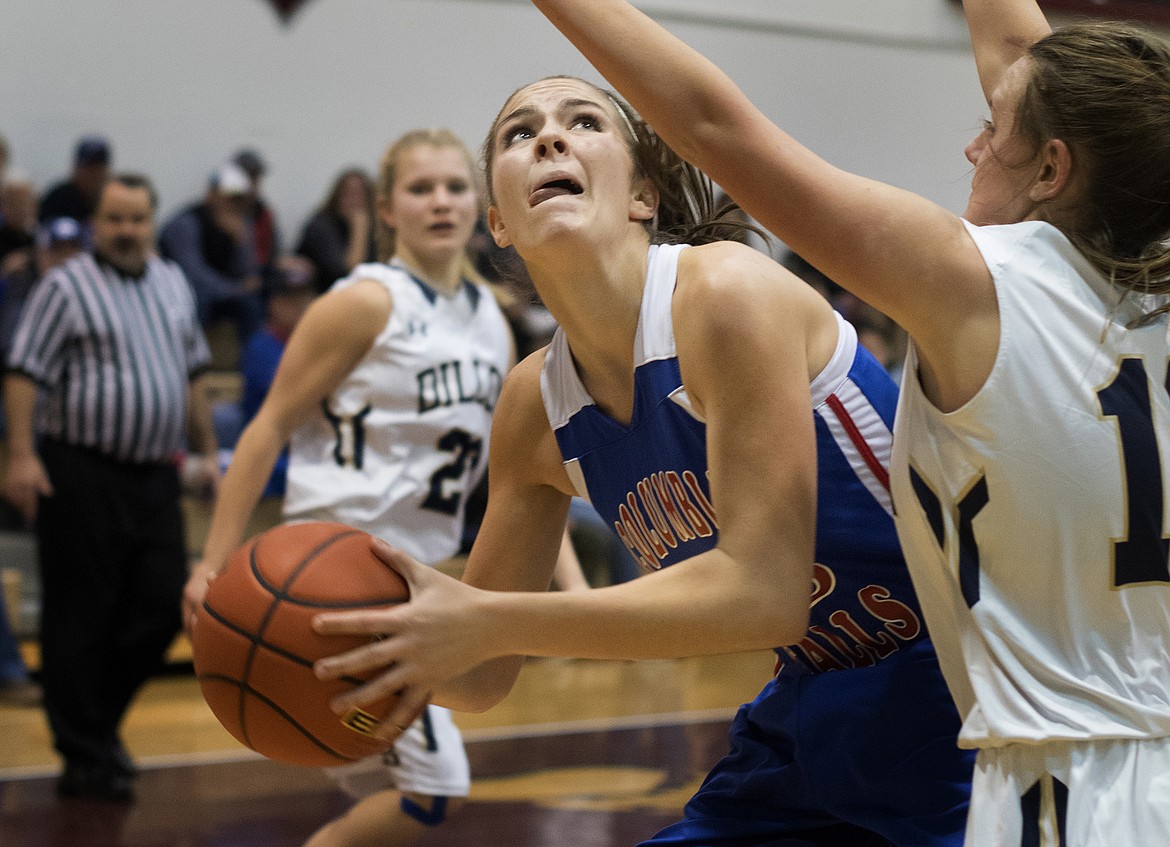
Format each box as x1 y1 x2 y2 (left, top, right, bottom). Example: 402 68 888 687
190 521 407 767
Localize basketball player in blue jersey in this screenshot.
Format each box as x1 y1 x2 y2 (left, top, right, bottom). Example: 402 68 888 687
314 77 974 845
512 1 1170 845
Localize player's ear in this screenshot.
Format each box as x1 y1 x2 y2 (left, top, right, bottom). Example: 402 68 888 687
487 205 511 248
629 177 658 223
378 199 396 232
1029 138 1074 204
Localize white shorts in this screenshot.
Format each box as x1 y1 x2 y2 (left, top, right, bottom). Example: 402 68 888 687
967 737 1170 847
324 705 471 800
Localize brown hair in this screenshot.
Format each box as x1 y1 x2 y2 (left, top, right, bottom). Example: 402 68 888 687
322 167 374 218
1019 23 1170 318
481 77 761 248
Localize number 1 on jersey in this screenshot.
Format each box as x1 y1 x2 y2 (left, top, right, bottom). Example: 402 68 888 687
1097 357 1170 587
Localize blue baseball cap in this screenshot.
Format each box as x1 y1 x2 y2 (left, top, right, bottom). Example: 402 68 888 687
75 135 111 166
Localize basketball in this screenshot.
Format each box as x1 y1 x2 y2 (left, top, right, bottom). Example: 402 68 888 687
190 521 408 767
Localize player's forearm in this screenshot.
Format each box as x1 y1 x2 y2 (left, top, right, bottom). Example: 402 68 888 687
480 546 809 661
962 0 1052 100
531 0 750 170
200 417 286 569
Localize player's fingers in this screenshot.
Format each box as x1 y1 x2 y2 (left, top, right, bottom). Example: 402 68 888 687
181 599 197 634
327 664 410 714
380 688 431 741
369 538 426 585
314 633 399 680
312 606 401 637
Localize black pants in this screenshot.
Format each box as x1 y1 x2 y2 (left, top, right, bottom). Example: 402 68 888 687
35 440 187 771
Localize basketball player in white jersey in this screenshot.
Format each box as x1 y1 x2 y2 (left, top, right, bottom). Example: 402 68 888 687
183 129 584 847
511 0 1170 844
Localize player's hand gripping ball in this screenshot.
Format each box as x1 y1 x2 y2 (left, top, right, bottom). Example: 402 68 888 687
190 522 408 767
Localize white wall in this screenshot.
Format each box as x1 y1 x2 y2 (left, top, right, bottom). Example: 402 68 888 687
0 0 1140 238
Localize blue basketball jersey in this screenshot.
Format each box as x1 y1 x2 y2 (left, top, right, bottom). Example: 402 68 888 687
540 243 923 677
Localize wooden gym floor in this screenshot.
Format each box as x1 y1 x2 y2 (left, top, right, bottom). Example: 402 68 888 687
0 639 775 846
0 494 777 845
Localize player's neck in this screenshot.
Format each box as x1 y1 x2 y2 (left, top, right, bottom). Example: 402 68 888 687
391 251 463 296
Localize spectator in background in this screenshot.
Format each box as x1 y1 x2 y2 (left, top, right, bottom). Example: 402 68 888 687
2 174 217 802
232 149 280 279
0 143 43 705
295 168 377 294
159 163 265 345
37 135 111 236
0 174 37 275
0 217 84 361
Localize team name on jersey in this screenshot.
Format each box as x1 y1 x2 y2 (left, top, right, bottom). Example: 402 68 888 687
775 563 923 674
417 359 503 414
611 469 718 572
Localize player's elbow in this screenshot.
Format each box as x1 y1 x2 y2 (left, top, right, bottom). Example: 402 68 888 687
434 658 520 714
770 605 811 648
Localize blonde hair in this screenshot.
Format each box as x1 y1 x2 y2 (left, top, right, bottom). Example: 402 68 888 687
374 128 486 285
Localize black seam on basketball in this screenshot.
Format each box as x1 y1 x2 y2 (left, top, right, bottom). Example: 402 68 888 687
245 525 407 607
252 526 366 595
199 601 315 669
195 673 358 763
195 600 370 686
240 539 286 746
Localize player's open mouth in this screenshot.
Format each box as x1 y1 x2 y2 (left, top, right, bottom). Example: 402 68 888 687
529 178 584 207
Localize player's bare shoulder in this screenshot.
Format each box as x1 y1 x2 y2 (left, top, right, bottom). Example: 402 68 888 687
674 242 837 378
301 276 393 347
677 241 828 312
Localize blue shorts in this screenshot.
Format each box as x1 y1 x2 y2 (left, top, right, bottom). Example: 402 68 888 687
641 638 974 847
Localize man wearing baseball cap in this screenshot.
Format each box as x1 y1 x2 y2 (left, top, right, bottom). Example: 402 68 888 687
37 135 112 231
158 162 265 349
0 217 84 360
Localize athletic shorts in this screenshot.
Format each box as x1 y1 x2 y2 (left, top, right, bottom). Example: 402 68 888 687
641 637 974 847
966 736 1170 847
324 705 470 799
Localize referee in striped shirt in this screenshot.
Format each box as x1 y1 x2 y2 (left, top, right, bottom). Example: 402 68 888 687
1 173 218 801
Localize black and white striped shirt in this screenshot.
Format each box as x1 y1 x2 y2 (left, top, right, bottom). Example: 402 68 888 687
6 252 212 464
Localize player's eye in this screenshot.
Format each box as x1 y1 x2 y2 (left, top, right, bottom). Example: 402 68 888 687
571 113 603 132
501 123 534 147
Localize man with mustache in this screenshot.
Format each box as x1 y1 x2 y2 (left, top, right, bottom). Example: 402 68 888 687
2 173 218 802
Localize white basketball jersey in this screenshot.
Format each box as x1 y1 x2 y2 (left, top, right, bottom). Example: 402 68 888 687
283 262 513 565
892 220 1170 748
